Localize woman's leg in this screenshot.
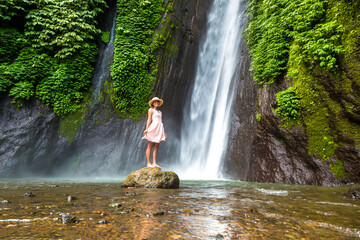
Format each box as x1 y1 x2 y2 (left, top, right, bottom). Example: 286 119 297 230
152 143 160 168
146 142 155 167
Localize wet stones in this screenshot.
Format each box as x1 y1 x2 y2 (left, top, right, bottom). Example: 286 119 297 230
109 203 122 208
67 196 77 202
121 167 180 189
58 212 79 224
0 198 11 203
347 184 360 199
153 211 165 216
210 234 225 240
98 219 109 224
24 192 35 197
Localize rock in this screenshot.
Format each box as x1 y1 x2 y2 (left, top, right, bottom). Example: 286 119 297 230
24 192 34 197
98 219 109 224
0 199 11 203
347 184 360 199
153 211 165 216
58 212 79 224
67 196 76 202
121 167 180 189
210 234 224 240
109 203 122 208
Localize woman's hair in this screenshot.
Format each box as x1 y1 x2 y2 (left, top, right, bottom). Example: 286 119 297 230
151 100 159 108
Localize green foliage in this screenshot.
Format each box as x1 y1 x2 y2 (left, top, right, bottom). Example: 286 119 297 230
0 47 53 94
24 0 106 58
36 45 97 116
0 27 26 63
246 0 343 85
275 87 301 121
292 20 343 70
102 31 110 44
111 0 167 119
0 0 26 21
0 65 13 94
4 47 54 84
9 81 33 107
330 160 347 179
0 0 107 116
256 113 262 122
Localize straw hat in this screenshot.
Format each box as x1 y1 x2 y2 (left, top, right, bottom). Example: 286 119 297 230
148 97 163 107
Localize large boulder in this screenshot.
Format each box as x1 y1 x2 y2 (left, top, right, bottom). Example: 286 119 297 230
121 167 180 189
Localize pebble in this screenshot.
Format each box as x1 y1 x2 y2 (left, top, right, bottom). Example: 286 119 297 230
24 192 34 197
98 219 109 224
58 212 79 224
67 196 77 202
153 211 165 216
109 203 122 208
209 234 224 240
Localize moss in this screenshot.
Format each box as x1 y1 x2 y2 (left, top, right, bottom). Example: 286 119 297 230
59 88 92 143
330 159 348 179
285 0 360 164
256 113 262 122
101 31 110 44
59 107 85 143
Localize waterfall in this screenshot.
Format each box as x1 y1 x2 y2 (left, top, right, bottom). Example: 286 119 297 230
91 6 117 102
178 0 244 179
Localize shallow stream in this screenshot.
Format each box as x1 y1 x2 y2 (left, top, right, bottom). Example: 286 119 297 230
1 180 359 239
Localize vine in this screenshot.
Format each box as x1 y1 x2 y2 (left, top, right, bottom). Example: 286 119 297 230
275 87 301 122
246 0 343 85
0 0 107 116
111 0 169 119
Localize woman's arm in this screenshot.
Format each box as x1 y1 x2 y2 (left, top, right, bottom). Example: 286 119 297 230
144 109 153 134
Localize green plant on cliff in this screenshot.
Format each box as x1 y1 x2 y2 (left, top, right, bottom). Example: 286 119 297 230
36 45 97 116
0 0 26 21
246 0 343 85
256 113 262 122
330 160 347 180
24 0 106 59
102 31 110 44
111 0 167 119
9 81 33 107
0 28 26 63
275 87 301 122
0 0 107 116
247 0 360 180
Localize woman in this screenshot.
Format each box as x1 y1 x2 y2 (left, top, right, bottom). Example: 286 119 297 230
142 97 167 168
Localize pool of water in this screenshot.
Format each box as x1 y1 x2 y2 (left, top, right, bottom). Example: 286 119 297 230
0 179 359 239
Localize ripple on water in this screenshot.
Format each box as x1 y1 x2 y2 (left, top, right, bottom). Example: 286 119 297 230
315 201 359 207
255 188 289 196
303 220 360 238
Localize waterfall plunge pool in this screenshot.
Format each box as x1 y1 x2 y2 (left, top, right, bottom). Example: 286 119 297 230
0 180 359 239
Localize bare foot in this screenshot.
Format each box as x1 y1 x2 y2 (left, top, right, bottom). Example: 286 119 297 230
147 163 153 167
153 164 161 169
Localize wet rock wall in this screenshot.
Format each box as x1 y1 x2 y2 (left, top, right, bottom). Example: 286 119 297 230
0 0 214 178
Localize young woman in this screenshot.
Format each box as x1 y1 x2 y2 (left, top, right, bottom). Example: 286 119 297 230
142 97 167 168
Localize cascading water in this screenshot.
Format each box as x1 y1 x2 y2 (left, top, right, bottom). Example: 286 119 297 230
178 0 244 179
92 8 116 102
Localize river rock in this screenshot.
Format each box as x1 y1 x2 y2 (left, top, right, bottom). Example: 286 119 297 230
58 212 79 224
121 167 180 189
347 184 360 199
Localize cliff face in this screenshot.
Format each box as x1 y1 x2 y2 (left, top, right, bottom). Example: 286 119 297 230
224 0 360 185
224 45 337 186
0 0 213 177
